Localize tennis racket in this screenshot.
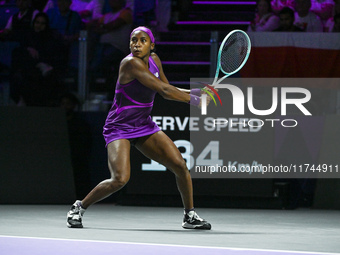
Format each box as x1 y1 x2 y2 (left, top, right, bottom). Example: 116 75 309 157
212 29 251 85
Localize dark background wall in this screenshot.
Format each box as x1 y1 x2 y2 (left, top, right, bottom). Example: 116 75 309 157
0 107 76 204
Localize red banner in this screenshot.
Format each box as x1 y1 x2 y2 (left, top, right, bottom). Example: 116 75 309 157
241 32 340 80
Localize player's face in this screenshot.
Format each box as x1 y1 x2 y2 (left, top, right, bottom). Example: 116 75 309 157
130 31 155 59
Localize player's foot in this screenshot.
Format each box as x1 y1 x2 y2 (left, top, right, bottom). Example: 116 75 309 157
67 200 85 228
182 210 211 230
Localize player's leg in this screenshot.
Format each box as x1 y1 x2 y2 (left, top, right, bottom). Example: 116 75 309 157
82 139 131 207
136 131 193 209
67 139 131 228
135 131 211 229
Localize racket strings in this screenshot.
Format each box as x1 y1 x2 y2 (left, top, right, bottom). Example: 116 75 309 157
220 32 248 74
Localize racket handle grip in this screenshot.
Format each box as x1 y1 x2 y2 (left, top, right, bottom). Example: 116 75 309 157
190 88 201 96
188 94 200 106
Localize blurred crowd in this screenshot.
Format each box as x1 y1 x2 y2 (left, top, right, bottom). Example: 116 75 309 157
248 0 339 32
0 0 339 107
0 0 171 107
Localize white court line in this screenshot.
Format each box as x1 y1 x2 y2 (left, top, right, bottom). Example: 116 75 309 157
0 235 339 255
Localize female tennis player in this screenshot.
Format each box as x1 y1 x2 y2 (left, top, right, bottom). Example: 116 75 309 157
67 26 212 230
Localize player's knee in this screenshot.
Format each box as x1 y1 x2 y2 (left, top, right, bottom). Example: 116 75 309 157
111 174 130 190
116 174 130 187
172 157 189 176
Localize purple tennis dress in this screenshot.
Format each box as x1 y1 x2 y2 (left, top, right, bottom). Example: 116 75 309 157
103 54 161 146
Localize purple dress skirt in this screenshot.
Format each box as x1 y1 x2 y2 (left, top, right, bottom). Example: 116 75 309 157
103 54 161 146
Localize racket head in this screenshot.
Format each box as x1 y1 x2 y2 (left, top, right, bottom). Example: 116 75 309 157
214 30 251 84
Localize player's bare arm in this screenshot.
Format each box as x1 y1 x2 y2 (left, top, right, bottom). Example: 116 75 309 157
120 56 191 103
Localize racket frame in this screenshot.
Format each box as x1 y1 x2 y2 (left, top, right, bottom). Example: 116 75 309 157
213 29 251 85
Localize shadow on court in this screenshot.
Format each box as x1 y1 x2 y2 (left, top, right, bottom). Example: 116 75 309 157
85 227 266 235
